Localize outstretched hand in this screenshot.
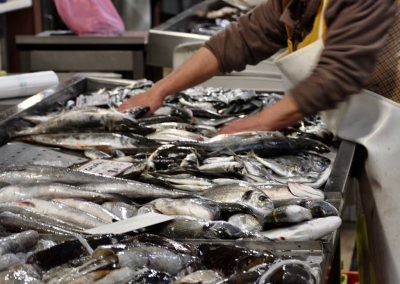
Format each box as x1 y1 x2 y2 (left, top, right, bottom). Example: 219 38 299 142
117 90 164 114
219 95 304 134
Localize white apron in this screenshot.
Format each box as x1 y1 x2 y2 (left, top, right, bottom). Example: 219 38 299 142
274 0 400 282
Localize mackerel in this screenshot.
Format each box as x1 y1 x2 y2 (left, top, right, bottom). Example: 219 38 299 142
20 132 158 151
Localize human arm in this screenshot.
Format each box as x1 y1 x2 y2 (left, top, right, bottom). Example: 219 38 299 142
290 0 397 115
118 47 220 112
219 95 303 133
221 0 397 133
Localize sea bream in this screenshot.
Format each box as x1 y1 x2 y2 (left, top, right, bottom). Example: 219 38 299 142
202 183 274 218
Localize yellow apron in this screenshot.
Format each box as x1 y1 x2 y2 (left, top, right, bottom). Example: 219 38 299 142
274 0 400 283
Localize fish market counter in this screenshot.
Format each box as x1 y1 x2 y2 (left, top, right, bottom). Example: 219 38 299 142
0 76 356 283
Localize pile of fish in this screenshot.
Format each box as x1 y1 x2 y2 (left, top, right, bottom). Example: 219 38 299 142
0 232 321 283
0 82 342 282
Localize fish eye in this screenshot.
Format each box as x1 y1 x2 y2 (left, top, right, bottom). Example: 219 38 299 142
258 195 268 202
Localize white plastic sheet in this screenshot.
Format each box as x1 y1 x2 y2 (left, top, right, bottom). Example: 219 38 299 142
0 71 59 99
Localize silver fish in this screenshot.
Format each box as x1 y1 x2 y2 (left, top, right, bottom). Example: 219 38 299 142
0 211 83 235
198 161 243 174
54 199 120 222
264 205 313 224
257 216 342 241
228 214 263 233
6 199 106 229
101 202 138 220
152 198 220 221
20 133 157 151
253 153 331 178
255 183 324 206
147 129 207 142
0 183 115 203
0 166 190 199
13 108 151 136
158 217 246 239
0 231 38 256
202 184 274 218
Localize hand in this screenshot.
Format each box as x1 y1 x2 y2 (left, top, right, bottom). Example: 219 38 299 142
117 89 164 114
219 95 304 134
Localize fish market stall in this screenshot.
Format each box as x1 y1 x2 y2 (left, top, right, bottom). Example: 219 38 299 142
0 76 355 283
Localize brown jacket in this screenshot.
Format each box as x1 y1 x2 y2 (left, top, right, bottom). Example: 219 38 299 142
205 0 397 115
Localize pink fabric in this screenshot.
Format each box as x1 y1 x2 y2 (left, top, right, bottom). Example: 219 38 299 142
54 0 125 36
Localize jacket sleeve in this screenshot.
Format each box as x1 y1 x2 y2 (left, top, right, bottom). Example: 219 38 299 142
290 0 397 115
204 0 287 73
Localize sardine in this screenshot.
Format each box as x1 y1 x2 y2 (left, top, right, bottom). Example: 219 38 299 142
152 198 220 221
257 216 342 241
202 184 274 218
